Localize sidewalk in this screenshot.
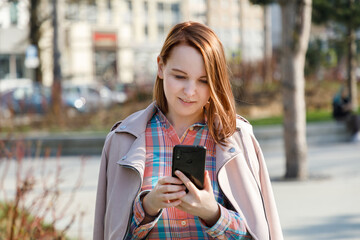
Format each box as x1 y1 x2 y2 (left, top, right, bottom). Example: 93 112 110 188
2 122 359 239
266 142 360 240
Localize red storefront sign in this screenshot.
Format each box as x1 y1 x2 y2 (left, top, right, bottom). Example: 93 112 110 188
93 32 117 47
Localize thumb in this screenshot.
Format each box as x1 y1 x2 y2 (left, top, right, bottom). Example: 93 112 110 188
203 170 213 192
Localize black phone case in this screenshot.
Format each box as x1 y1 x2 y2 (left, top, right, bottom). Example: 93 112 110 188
172 145 206 190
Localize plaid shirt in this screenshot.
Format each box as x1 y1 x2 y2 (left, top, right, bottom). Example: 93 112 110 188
126 107 251 239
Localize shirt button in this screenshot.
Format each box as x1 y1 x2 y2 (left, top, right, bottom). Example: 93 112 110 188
181 220 187 226
120 125 126 129
229 147 235 153
121 155 127 160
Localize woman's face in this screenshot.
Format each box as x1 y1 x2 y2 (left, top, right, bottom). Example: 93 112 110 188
158 44 210 125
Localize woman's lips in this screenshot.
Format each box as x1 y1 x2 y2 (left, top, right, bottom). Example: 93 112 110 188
179 97 195 104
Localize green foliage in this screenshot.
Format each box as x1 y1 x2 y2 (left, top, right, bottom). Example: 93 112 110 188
0 202 68 240
305 38 338 75
313 0 360 28
250 116 283 126
249 110 333 126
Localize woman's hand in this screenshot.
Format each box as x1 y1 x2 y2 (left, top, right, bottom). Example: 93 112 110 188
175 170 220 227
143 176 187 216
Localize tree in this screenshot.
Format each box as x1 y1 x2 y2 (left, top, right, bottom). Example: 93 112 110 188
28 0 51 83
28 0 63 122
51 0 63 125
250 0 312 179
312 0 360 112
279 0 312 179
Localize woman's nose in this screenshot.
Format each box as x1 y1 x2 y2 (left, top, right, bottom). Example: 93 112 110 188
183 81 196 96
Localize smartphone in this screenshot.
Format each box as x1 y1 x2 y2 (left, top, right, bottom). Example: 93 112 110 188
172 145 206 190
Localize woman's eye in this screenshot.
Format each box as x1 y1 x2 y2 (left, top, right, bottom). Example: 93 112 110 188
175 75 186 79
200 79 208 84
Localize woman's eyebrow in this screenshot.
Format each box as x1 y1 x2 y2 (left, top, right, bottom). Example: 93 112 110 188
171 68 187 74
172 68 207 78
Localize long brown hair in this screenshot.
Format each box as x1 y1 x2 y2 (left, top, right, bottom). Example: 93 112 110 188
153 21 236 145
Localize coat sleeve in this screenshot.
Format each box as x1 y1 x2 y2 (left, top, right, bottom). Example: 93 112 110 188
93 135 110 240
250 133 284 240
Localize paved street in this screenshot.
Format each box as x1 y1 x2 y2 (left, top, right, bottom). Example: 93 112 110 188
266 142 360 240
2 141 360 239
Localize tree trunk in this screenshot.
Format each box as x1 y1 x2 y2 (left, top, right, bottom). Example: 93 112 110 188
29 0 42 83
280 0 312 180
264 5 272 83
347 16 358 112
52 0 63 125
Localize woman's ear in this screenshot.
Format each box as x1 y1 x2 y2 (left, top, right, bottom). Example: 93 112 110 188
157 56 164 79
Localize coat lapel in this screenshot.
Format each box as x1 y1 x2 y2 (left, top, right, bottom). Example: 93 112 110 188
116 133 146 178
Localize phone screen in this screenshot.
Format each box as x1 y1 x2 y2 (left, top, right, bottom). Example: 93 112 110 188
172 145 206 190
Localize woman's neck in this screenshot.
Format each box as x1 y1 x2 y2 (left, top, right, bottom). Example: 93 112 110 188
165 111 204 138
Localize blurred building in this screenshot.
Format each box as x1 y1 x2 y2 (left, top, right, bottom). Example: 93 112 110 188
0 0 265 87
183 0 264 62
60 0 183 87
0 0 31 82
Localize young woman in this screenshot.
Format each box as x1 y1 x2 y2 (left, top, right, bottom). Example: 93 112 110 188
94 21 283 240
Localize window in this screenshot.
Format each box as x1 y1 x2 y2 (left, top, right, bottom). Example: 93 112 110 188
124 0 133 23
65 3 80 21
171 3 179 12
16 55 25 78
94 50 117 84
144 1 148 12
144 1 148 20
0 54 25 79
106 0 112 24
157 2 164 11
86 3 97 23
144 25 148 37
126 0 132 11
158 24 165 37
0 55 10 79
10 1 18 26
171 3 180 24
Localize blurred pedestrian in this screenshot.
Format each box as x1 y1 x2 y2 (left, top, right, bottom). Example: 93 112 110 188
94 21 283 240
332 86 352 121
332 86 360 142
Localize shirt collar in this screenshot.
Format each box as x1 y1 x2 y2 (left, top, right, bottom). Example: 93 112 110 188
154 104 207 131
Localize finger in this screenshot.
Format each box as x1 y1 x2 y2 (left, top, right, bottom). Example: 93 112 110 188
158 176 184 185
160 184 186 193
160 190 186 202
175 170 198 194
163 199 182 208
203 170 213 191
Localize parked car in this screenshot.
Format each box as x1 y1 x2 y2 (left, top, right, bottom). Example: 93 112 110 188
99 85 127 106
0 83 51 118
0 78 32 93
0 82 126 119
62 84 103 116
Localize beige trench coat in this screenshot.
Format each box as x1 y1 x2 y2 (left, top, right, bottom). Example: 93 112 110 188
93 102 283 240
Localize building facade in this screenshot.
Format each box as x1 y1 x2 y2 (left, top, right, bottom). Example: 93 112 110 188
0 0 265 88
0 0 30 82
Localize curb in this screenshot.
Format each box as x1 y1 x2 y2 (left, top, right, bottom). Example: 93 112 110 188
254 121 350 151
2 121 350 156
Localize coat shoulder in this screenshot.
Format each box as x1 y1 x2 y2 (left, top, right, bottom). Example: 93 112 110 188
110 121 122 131
109 109 144 132
109 102 156 134
236 115 253 134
